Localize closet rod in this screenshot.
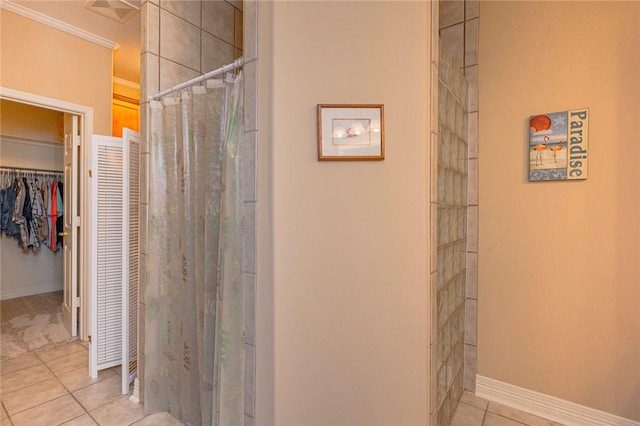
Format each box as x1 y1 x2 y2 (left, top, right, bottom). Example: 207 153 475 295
0 165 63 174
148 57 245 101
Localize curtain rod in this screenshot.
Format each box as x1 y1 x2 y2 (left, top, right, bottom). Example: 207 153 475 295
148 57 245 102
0 165 63 174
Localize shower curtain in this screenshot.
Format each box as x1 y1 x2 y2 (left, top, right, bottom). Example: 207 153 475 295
145 72 245 426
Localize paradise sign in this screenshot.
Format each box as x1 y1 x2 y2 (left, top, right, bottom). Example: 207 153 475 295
529 109 589 181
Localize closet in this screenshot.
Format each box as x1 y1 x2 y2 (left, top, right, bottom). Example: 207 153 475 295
0 100 66 301
90 130 140 395
1 99 140 395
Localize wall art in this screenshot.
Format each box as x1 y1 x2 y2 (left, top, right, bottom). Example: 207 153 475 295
529 108 588 181
317 104 384 161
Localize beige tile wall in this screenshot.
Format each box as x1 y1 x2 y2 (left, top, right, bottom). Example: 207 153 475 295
433 44 469 426
139 3 256 422
430 0 479 425
438 0 480 396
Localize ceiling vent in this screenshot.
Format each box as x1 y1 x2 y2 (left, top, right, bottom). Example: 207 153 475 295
84 0 140 24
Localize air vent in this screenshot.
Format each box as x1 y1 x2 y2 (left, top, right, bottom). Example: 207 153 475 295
84 0 139 24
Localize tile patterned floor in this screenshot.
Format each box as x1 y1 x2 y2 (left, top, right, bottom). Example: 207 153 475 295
3 296 565 425
2 293 182 425
0 341 182 425
1 292 77 360
1 342 566 426
452 392 565 426
1 292 62 324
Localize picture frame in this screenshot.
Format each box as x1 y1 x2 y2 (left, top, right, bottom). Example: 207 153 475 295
317 104 385 161
528 108 588 181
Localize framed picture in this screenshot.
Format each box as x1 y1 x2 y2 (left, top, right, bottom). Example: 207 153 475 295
528 108 588 181
317 104 385 161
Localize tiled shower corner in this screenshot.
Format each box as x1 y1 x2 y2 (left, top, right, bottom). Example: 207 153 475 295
430 1 478 424
139 1 257 422
435 44 469 426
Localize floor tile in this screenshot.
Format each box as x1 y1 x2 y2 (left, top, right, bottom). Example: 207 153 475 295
42 349 87 376
451 401 484 426
0 299 30 323
89 395 144 426
111 365 122 376
131 412 183 425
37 342 86 364
57 365 117 393
487 402 553 426
45 291 64 305
72 375 123 412
59 413 98 425
461 390 489 410
2 377 67 415
483 412 527 426
0 353 42 376
23 293 60 314
9 394 85 426
0 363 53 394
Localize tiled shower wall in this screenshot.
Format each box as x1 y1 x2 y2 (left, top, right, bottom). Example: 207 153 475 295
429 1 479 425
139 1 259 422
439 0 479 395
433 44 469 426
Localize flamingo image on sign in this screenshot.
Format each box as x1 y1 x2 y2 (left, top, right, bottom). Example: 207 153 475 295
528 109 588 181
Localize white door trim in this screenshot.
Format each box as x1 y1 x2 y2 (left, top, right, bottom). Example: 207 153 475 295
0 86 94 341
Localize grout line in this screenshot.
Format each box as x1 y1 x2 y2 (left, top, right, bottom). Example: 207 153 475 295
440 20 465 32
3 379 69 418
66 381 96 423
0 354 43 377
462 2 466 69
1 366 51 395
1 401 10 423
492 412 530 425
35 342 86 364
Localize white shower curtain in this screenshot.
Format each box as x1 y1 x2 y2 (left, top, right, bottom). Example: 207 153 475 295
145 72 245 425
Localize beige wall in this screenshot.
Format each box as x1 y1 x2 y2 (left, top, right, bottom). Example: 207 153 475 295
0 10 112 134
478 1 640 421
0 100 62 143
257 2 430 425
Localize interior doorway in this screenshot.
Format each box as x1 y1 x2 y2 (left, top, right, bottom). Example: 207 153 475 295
0 87 94 346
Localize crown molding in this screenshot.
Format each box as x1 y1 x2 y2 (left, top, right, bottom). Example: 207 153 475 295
113 77 140 90
1 0 119 51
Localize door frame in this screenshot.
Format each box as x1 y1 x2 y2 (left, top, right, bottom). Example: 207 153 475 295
0 86 93 341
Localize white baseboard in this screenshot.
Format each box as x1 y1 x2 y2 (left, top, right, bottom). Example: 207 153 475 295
476 375 640 426
1 283 63 300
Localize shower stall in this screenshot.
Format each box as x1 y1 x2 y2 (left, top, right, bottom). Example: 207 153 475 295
430 0 479 424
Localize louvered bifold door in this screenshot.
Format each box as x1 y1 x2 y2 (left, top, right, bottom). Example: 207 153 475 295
122 128 139 394
90 135 126 377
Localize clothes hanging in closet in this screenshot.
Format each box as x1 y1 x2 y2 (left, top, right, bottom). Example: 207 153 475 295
1 180 21 237
1 172 63 253
56 181 63 247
